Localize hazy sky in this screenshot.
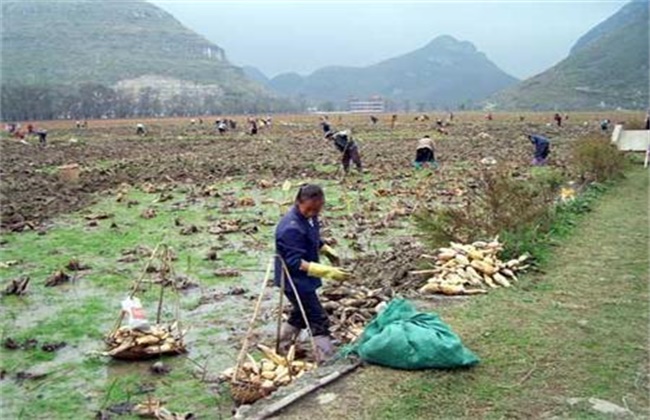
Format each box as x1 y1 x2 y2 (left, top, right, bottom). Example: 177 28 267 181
150 1 626 80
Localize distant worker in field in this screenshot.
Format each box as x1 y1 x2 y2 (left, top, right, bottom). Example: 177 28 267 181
6 123 21 138
325 129 362 174
27 124 47 146
391 114 397 129
449 111 454 122
528 134 550 166
485 112 493 121
644 111 649 130
370 115 378 125
600 119 610 131
414 135 437 169
216 120 227 135
35 129 48 146
320 116 331 134
248 118 258 135
136 123 146 136
554 113 562 127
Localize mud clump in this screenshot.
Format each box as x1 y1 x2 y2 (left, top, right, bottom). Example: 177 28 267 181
45 270 71 287
2 275 30 296
179 225 199 235
41 341 67 352
66 258 91 271
150 361 171 375
214 268 241 278
3 337 39 350
140 208 157 219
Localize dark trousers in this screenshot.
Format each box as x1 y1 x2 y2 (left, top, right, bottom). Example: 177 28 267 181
415 148 434 163
342 146 362 172
285 290 330 337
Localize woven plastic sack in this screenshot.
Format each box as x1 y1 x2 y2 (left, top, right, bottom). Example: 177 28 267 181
344 298 479 370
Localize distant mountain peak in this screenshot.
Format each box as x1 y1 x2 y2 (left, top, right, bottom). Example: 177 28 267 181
422 35 477 54
269 35 516 108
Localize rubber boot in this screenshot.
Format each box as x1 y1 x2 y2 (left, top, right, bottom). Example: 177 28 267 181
278 322 300 354
313 335 335 363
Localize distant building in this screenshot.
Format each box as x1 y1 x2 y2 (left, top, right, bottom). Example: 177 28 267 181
348 96 385 113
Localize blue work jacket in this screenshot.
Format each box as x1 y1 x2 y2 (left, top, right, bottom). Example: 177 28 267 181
274 205 323 293
530 134 550 159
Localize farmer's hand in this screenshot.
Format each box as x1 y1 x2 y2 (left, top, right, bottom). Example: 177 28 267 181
320 244 341 266
307 262 351 281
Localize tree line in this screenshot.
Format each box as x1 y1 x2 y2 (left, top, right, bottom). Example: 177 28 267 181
1 83 300 121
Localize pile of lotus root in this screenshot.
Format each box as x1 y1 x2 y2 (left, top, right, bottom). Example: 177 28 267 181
104 322 187 360
220 344 315 405
417 238 530 296
320 284 391 343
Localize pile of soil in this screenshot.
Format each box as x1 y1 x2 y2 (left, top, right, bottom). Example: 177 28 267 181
350 238 426 293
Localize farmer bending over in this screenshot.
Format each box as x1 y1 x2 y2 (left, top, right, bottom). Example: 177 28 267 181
528 134 550 165
414 135 437 169
325 129 362 174
275 184 349 362
320 116 331 134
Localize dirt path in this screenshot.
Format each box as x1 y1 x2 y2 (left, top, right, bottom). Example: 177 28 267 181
274 167 650 419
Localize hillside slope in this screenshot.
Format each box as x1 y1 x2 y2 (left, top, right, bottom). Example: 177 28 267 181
268 35 518 108
492 0 649 110
1 0 273 118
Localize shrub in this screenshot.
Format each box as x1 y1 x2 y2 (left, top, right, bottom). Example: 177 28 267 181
572 135 626 182
415 168 557 252
529 166 566 190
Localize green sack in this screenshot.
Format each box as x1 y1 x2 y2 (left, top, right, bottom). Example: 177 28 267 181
344 298 479 370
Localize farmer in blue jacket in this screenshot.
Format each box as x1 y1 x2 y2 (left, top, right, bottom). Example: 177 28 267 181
528 134 550 165
275 184 349 362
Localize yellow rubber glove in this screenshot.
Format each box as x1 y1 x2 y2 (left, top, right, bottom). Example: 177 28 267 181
307 262 351 281
320 244 341 266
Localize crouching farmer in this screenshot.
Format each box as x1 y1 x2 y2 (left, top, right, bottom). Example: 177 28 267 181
414 135 437 169
274 184 350 362
528 134 550 165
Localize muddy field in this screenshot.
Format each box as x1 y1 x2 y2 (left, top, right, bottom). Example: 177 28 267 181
0 111 638 418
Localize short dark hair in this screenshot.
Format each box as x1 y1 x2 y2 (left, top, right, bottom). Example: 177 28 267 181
296 184 324 202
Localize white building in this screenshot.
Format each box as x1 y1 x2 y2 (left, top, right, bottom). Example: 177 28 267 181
348 97 385 113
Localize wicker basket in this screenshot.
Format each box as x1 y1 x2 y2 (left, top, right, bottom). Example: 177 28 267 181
230 380 266 405
108 344 187 361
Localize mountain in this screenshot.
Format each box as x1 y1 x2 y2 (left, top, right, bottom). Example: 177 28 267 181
242 66 270 85
268 35 518 108
1 0 278 119
492 0 649 110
